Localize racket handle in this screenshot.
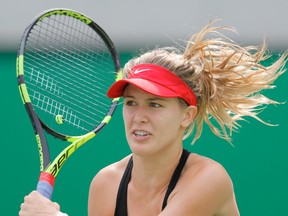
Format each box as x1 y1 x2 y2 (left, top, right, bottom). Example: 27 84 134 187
36 172 55 200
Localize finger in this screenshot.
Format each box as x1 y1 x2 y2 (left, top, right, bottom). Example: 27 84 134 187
53 202 60 210
19 204 25 216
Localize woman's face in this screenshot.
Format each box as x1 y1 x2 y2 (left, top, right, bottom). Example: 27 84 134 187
123 85 195 157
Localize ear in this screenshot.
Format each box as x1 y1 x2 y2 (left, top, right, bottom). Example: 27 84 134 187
181 106 197 127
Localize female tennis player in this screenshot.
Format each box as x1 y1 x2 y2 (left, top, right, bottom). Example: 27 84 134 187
19 21 287 216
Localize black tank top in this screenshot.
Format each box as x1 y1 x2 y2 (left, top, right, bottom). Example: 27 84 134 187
114 149 190 216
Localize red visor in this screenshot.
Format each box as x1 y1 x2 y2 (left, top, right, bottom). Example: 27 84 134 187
107 64 197 106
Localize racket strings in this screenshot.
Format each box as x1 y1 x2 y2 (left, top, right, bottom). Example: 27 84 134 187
25 58 110 109
23 14 117 135
26 18 112 91
32 91 93 131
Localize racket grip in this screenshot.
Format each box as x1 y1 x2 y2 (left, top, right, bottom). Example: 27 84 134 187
36 172 55 200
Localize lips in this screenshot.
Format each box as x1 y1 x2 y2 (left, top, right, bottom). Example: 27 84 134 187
132 129 151 137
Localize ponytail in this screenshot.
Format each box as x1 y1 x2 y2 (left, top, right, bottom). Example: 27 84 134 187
123 20 288 144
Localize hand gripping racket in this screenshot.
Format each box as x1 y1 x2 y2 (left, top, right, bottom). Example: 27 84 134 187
16 8 122 199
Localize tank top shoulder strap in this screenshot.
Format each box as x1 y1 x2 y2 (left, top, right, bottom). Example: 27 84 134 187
161 148 190 210
114 156 133 216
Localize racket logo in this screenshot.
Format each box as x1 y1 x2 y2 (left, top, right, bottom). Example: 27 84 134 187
49 137 89 176
39 10 92 25
35 134 44 171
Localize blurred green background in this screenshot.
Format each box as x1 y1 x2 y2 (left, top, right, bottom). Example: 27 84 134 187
1 0 288 215
1 50 287 215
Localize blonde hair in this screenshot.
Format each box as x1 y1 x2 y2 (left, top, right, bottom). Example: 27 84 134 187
123 21 288 144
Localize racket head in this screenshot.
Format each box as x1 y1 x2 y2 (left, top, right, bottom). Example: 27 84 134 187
17 8 122 140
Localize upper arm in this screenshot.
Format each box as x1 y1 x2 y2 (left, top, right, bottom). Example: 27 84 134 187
159 161 239 216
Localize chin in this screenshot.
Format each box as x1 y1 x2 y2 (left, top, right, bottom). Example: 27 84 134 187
128 142 152 156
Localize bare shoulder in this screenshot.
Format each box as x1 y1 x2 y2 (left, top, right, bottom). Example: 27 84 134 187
88 155 131 216
162 153 239 216
91 155 131 185
188 153 239 215
185 153 232 184
184 153 235 202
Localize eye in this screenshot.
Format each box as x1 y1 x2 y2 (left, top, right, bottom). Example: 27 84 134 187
124 100 136 106
150 102 161 108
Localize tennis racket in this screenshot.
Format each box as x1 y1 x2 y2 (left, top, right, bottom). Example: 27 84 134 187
16 8 122 200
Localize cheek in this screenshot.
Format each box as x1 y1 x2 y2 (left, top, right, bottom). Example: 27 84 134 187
123 108 132 127
157 112 183 133
122 111 130 141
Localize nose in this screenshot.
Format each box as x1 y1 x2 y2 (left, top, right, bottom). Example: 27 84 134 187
132 106 149 124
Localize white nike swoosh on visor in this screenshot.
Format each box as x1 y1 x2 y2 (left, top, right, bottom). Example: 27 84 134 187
134 68 151 74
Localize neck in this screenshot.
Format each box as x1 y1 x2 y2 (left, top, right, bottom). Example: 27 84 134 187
131 146 183 192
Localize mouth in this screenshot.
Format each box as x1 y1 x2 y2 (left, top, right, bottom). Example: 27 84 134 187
132 130 151 137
